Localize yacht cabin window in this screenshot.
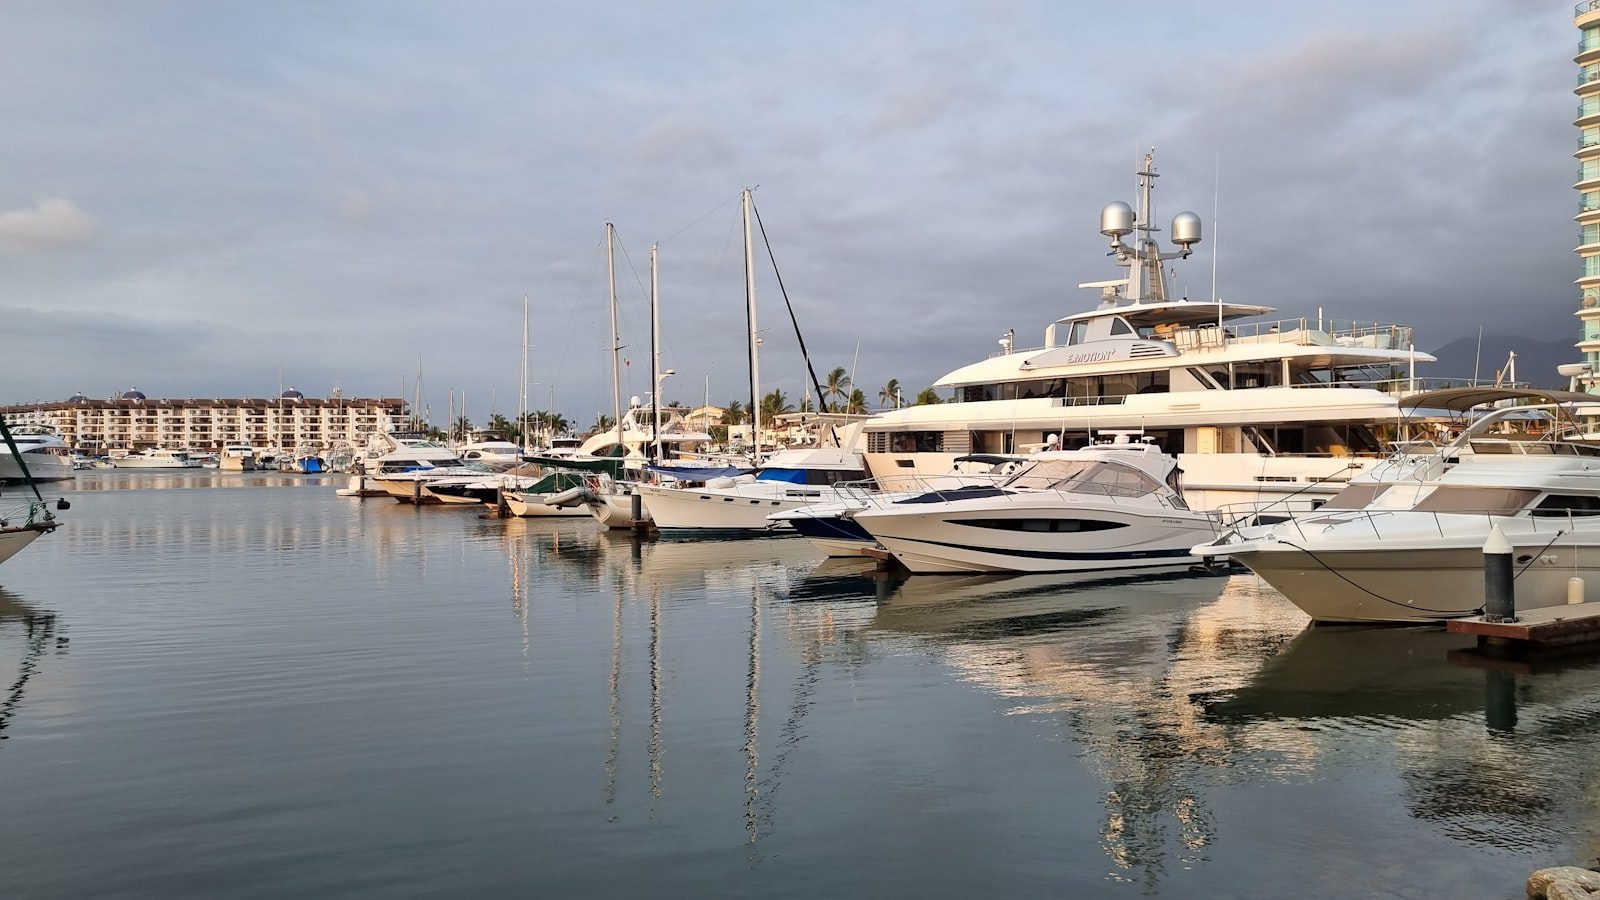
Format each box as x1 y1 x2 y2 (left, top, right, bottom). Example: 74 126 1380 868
1067 322 1089 346
1410 487 1538 515
1109 318 1134 337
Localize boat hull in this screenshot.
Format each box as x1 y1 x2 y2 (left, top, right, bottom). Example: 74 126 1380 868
0 526 48 566
587 490 651 529
0 454 75 483
505 492 591 517
1227 541 1600 623
635 483 805 535
784 513 878 557
858 504 1216 575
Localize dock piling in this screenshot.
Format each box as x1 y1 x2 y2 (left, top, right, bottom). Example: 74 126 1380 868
1484 523 1515 623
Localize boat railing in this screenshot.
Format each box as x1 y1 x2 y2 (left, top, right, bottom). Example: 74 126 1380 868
1166 318 1414 354
1262 505 1600 546
834 472 1197 515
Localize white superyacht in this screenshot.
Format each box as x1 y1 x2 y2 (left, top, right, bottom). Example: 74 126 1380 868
0 425 76 483
863 152 1433 514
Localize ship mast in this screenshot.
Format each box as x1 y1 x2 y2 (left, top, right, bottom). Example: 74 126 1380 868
606 223 623 451
1099 150 1202 307
742 188 762 466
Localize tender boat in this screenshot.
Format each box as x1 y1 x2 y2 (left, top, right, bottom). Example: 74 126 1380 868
111 449 202 469
1196 389 1600 623
853 438 1219 574
0 425 77 483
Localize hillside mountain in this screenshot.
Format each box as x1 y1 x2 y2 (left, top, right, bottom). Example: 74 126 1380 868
1424 335 1575 387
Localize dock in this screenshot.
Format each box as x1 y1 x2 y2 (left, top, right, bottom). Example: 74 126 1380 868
1447 600 1600 650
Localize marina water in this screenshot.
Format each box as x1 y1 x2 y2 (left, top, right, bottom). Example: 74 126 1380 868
0 473 1596 897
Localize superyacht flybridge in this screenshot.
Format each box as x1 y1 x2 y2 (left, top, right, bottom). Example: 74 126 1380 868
862 152 1434 512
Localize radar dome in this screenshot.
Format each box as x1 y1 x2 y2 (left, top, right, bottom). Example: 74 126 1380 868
1171 211 1202 248
629 395 642 408
120 388 146 401
1100 201 1134 238
280 387 304 400
67 392 88 403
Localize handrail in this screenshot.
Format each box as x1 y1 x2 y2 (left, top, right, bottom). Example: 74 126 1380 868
1580 1 1600 19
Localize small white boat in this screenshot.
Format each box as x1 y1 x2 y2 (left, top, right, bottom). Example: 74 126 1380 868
854 440 1219 575
111 449 202 469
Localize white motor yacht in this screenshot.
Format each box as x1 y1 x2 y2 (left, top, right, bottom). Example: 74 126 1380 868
337 431 468 497
455 431 523 470
219 442 257 471
111 449 202 469
861 151 1445 515
853 439 1219 575
1196 390 1600 623
0 425 76 483
635 421 869 536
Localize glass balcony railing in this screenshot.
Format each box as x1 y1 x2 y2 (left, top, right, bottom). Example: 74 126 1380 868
1580 0 1600 17
1583 67 1600 86
1581 99 1600 118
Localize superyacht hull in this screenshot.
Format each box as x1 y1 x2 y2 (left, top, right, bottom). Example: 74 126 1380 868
0 455 75 483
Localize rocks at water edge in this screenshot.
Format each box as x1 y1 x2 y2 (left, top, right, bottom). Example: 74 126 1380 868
1528 866 1600 899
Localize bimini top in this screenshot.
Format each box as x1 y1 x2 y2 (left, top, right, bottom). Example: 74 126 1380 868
1398 387 1600 413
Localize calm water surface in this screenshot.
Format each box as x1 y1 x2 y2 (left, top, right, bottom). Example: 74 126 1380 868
0 473 1596 898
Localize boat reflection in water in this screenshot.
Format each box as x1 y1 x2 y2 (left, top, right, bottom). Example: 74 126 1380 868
0 589 65 743
491 517 1600 890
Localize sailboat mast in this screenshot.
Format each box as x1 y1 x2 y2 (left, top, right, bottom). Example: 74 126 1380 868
650 242 661 464
519 295 529 451
607 223 623 449
742 189 761 464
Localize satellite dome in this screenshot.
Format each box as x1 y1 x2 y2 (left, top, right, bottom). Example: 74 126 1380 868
67 392 88 403
120 388 146 401
280 387 304 400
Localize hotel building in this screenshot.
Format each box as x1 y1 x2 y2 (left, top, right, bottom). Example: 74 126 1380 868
0 389 408 454
1575 1 1600 389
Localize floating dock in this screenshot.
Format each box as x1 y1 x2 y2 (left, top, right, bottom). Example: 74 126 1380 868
1447 600 1600 650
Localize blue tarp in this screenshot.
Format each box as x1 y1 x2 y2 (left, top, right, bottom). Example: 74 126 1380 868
755 469 806 484
644 464 755 481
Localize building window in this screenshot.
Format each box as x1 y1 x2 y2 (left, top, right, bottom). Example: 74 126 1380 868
1583 25 1600 52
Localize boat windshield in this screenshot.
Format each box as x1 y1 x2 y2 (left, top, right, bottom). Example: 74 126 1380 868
1002 459 1164 498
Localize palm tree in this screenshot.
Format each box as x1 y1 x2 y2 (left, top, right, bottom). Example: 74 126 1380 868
760 388 793 422
487 413 513 434
589 413 615 436
822 367 851 412
722 401 746 426
914 387 942 406
878 379 901 409
798 395 815 413
845 388 869 415
543 411 569 435
452 415 473 440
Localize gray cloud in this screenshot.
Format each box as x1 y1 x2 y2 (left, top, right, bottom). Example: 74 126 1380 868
0 199 96 251
0 0 1586 419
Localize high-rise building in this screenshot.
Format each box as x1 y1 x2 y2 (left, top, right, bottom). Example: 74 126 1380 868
1573 2 1600 390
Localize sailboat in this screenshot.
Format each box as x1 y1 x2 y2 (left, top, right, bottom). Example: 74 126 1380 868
635 188 869 536
0 418 63 567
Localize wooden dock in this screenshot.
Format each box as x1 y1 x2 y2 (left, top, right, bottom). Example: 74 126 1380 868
1447 600 1600 649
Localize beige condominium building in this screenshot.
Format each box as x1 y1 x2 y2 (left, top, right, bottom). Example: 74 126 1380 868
0 388 408 454
1574 1 1600 389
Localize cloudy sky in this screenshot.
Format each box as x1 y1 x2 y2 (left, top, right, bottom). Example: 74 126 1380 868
0 0 1578 424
